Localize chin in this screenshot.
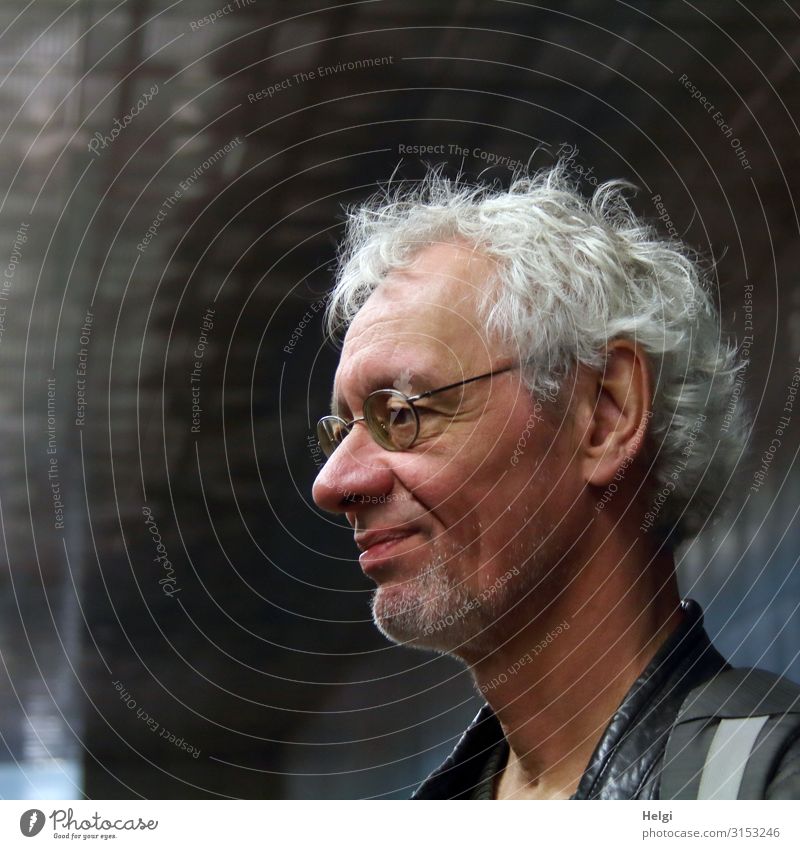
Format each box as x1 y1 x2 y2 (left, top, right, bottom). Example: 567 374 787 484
370 581 498 656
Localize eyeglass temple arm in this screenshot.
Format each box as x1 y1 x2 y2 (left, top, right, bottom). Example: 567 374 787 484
408 365 516 402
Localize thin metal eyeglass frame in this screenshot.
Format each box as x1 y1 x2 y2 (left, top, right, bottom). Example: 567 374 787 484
317 364 516 457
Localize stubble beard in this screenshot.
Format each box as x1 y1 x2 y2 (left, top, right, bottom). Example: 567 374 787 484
369 523 558 660
370 545 521 657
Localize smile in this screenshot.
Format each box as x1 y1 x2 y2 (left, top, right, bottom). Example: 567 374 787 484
357 530 420 572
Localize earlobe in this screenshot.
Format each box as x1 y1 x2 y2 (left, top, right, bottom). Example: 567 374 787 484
580 340 652 488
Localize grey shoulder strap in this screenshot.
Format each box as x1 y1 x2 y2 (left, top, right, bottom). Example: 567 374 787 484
695 715 769 799
660 668 800 800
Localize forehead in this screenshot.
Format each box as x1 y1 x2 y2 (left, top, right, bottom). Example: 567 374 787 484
334 243 502 404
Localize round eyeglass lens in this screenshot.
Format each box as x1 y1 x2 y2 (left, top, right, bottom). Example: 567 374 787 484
317 416 348 458
363 390 419 450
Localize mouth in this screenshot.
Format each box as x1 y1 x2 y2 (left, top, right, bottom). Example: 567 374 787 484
356 529 421 573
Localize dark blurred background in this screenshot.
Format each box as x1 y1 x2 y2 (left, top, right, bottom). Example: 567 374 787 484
0 0 798 799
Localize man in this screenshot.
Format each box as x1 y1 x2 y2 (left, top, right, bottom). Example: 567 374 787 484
311 166 800 799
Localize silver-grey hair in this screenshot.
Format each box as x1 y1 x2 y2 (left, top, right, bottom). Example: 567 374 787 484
325 164 749 545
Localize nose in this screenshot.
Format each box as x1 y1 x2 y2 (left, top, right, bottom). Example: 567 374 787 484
312 424 396 516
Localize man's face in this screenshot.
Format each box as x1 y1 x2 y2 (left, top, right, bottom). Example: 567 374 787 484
312 242 583 658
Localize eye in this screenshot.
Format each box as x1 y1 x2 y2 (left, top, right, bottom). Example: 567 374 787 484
387 404 414 427
364 391 419 450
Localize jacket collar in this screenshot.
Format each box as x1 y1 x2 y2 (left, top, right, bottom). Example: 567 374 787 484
413 599 728 799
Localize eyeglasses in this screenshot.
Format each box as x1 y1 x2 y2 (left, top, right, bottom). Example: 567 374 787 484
316 365 516 458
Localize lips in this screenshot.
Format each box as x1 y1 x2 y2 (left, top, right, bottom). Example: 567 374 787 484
354 528 418 552
355 527 420 571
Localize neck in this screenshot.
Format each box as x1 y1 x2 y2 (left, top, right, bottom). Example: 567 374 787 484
466 540 683 800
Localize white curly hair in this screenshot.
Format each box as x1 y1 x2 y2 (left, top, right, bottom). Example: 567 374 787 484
324 164 749 545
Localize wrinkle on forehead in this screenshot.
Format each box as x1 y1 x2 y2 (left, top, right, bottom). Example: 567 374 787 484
331 242 507 415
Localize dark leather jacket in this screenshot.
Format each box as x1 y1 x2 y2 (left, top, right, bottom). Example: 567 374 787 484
413 600 800 799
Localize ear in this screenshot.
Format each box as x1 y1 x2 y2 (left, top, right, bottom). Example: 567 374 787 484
578 339 652 487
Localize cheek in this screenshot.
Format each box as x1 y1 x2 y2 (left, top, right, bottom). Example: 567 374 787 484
391 403 561 528
474 416 571 524
392 460 486 552
388 458 458 523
